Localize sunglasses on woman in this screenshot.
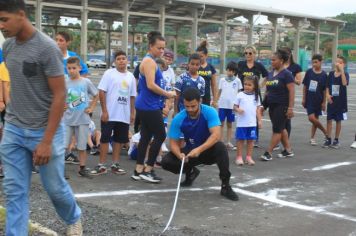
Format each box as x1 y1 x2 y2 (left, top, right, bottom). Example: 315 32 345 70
244 52 253 55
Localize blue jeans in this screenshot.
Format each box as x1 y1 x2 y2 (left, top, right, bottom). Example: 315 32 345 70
0 122 81 236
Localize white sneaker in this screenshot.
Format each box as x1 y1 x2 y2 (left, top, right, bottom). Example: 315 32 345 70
66 219 83 236
310 139 318 146
226 142 237 150
161 142 169 152
350 141 356 149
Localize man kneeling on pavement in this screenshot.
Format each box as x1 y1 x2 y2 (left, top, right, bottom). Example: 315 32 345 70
161 87 238 201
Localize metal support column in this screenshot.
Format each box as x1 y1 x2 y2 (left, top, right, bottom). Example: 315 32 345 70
332 25 339 65
35 0 42 31
270 18 278 52
159 5 166 36
122 0 129 55
105 20 112 67
80 0 88 62
220 13 227 73
315 22 321 54
247 15 254 45
293 20 301 63
191 8 198 52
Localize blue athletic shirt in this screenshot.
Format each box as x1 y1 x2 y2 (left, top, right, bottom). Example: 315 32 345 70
174 71 205 111
303 69 327 109
287 63 302 78
168 104 221 151
265 69 294 105
326 71 349 114
135 54 165 110
64 50 89 76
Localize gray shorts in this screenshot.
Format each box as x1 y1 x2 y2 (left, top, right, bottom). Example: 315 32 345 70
65 124 89 150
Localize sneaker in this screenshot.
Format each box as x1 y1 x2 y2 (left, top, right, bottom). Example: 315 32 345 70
277 149 294 158
226 142 237 150
0 166 4 178
245 156 255 165
89 146 99 155
180 167 200 187
253 141 260 148
322 139 332 148
310 139 318 146
161 142 169 153
273 144 281 151
220 185 239 201
65 153 80 165
139 170 162 183
32 165 39 174
260 151 272 161
331 139 340 149
234 157 244 166
111 163 126 175
351 141 356 149
90 165 107 175
78 168 93 179
66 219 83 236
131 170 142 181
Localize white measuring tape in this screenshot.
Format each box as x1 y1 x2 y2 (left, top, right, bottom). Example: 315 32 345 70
161 156 185 235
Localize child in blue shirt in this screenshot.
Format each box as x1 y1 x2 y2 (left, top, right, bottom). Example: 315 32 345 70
174 53 205 115
323 56 349 148
302 54 328 145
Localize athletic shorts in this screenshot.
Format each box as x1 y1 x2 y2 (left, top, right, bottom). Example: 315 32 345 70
101 121 129 143
235 127 257 140
218 108 235 123
306 105 322 116
65 124 89 151
327 112 347 122
268 104 288 133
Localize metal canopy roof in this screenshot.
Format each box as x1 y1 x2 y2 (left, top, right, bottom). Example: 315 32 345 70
26 0 344 28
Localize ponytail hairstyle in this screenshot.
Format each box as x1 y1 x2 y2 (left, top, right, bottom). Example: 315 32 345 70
274 49 290 64
244 75 259 102
147 31 165 47
280 47 295 65
196 40 208 55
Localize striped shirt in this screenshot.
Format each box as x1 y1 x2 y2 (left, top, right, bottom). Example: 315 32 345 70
3 30 64 128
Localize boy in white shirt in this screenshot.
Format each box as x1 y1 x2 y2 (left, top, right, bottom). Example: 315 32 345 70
217 62 243 149
91 50 137 175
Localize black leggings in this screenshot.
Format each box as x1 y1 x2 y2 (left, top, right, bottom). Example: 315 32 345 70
161 142 231 185
136 109 166 167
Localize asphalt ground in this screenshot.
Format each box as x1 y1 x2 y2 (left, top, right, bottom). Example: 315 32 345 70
1 68 356 235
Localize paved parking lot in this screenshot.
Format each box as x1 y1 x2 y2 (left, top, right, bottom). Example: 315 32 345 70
8 69 356 235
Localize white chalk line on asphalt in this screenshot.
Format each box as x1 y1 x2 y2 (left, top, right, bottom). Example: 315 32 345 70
303 162 356 171
75 185 356 223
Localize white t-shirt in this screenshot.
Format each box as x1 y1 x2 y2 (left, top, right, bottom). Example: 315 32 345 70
218 77 242 109
98 68 137 124
162 67 175 91
234 92 260 127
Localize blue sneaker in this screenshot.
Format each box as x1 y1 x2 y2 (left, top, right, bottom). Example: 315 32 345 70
331 139 340 149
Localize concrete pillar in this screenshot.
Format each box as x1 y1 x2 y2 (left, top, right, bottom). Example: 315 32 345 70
159 5 166 36
315 22 321 54
247 15 254 45
80 0 88 62
173 36 177 62
292 20 301 63
35 0 42 31
220 13 227 73
105 20 112 67
122 0 129 55
270 18 278 52
191 8 198 52
332 25 339 65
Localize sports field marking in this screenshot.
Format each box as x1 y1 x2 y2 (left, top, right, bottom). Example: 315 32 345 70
75 185 356 223
303 162 355 171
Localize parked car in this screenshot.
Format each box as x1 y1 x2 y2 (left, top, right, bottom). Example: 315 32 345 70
86 59 107 68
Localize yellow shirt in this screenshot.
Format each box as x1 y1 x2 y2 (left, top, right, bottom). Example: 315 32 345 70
0 62 10 82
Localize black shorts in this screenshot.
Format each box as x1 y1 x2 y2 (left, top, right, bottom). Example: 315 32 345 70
268 104 288 133
100 121 129 144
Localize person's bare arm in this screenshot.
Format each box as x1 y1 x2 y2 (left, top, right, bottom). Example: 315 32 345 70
294 72 302 85
85 93 99 114
130 96 135 124
0 81 4 112
170 138 186 161
3 81 10 104
187 126 221 158
99 90 108 122
211 73 218 107
33 75 66 165
286 82 295 119
302 85 307 108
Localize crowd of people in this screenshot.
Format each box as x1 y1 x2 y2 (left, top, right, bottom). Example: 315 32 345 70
0 0 355 235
